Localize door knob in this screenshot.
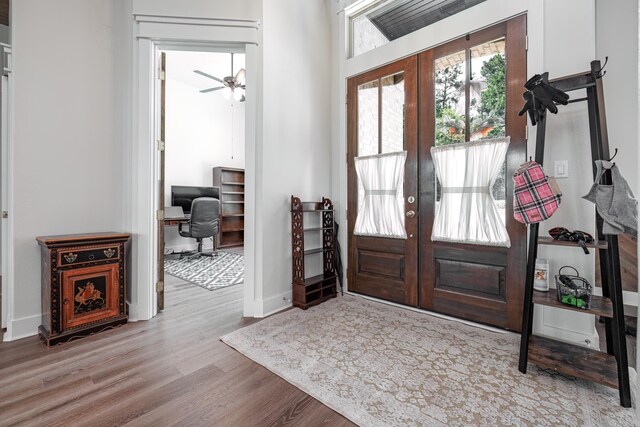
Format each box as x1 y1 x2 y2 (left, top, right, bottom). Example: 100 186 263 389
406 210 416 218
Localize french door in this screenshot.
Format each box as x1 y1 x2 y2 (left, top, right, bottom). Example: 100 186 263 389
347 56 419 306
347 16 526 330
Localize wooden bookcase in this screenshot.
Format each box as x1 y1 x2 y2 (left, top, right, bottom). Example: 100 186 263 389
213 167 244 248
290 196 337 309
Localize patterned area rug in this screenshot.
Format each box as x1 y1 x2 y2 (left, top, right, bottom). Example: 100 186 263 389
222 295 637 426
164 252 243 291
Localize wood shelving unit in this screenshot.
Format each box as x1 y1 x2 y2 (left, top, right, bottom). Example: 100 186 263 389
518 61 630 407
213 167 244 248
290 196 337 309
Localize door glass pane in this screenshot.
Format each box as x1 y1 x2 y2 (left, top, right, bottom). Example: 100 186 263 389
470 38 507 223
435 51 466 147
358 79 379 156
434 51 465 216
381 72 405 153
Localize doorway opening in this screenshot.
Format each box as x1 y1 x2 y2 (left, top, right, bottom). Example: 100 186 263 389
158 48 247 314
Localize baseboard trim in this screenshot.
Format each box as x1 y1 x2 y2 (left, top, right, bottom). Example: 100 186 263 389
4 313 40 341
538 324 600 349
257 290 292 318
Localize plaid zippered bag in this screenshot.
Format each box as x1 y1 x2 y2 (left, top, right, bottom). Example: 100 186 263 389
513 161 562 224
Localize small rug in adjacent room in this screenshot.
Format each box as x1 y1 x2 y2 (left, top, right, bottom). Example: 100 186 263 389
221 295 637 427
164 251 243 291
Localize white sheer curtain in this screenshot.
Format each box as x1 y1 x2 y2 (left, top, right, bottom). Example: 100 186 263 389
431 137 510 247
354 151 407 239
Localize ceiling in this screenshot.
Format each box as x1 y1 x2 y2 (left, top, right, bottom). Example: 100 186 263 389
368 0 488 41
165 50 246 91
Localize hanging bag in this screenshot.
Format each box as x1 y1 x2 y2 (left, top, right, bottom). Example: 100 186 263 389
513 161 562 224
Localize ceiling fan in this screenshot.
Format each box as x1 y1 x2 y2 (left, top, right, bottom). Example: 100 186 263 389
194 53 246 102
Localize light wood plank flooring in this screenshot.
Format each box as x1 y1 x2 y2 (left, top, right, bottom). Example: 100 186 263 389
0 260 353 426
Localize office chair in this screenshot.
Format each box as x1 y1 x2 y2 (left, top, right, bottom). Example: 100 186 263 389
178 197 220 257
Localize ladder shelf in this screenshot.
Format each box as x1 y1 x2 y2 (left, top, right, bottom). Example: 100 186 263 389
517 60 631 408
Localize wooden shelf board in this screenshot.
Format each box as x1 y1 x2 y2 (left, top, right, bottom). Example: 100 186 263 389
533 291 613 318
304 227 333 232
221 182 245 186
222 201 245 204
219 242 243 248
538 236 608 249
528 335 619 389
222 214 245 217
296 273 336 287
292 293 336 310
222 191 244 195
222 227 244 232
304 247 332 255
306 284 337 296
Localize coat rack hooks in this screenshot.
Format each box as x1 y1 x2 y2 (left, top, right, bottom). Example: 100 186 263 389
607 148 618 162
596 56 608 78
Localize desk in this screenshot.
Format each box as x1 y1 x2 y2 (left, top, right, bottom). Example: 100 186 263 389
164 217 189 226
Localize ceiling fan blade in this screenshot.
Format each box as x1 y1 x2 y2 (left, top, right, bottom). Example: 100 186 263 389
200 86 225 93
193 70 224 84
235 68 246 86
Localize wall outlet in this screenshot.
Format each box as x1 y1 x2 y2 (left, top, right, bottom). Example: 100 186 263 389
554 160 569 178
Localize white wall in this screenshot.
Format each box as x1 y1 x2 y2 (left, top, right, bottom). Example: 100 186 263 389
258 0 333 314
8 0 122 339
531 0 600 346
595 0 638 188
132 0 261 21
164 51 245 251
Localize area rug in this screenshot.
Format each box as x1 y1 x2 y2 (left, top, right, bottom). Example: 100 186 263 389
164 251 243 290
221 295 637 427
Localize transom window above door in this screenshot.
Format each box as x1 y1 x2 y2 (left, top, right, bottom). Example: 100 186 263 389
349 0 489 57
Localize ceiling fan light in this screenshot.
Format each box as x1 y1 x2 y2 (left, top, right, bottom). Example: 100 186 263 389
233 88 243 101
222 86 232 100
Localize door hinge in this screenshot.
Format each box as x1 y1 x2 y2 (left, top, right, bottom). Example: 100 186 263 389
156 209 165 221
158 70 166 81
525 126 529 141
1 211 7 218
525 35 528 51
346 152 348 164
156 281 164 292
157 140 165 151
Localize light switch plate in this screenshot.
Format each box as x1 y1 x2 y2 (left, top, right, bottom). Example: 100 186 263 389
554 160 569 178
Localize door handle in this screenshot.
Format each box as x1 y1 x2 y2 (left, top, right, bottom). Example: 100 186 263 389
406 210 416 218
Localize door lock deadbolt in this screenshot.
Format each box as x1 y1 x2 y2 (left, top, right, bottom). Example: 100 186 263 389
406 210 416 218
407 196 415 203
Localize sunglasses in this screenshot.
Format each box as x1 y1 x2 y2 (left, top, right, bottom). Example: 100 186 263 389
548 227 594 254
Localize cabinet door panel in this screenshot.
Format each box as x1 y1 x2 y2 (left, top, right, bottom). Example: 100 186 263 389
62 263 119 330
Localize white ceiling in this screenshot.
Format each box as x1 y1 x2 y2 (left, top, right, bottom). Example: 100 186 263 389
165 50 246 91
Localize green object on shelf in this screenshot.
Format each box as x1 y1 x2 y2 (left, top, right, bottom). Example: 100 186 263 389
561 294 586 309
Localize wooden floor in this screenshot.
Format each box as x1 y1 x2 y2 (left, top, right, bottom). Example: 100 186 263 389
0 263 353 426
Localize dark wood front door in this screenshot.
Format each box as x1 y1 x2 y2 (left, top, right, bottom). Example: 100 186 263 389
347 56 419 306
419 16 527 331
347 16 527 331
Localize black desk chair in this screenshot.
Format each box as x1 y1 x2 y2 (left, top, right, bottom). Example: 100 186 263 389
178 197 220 257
